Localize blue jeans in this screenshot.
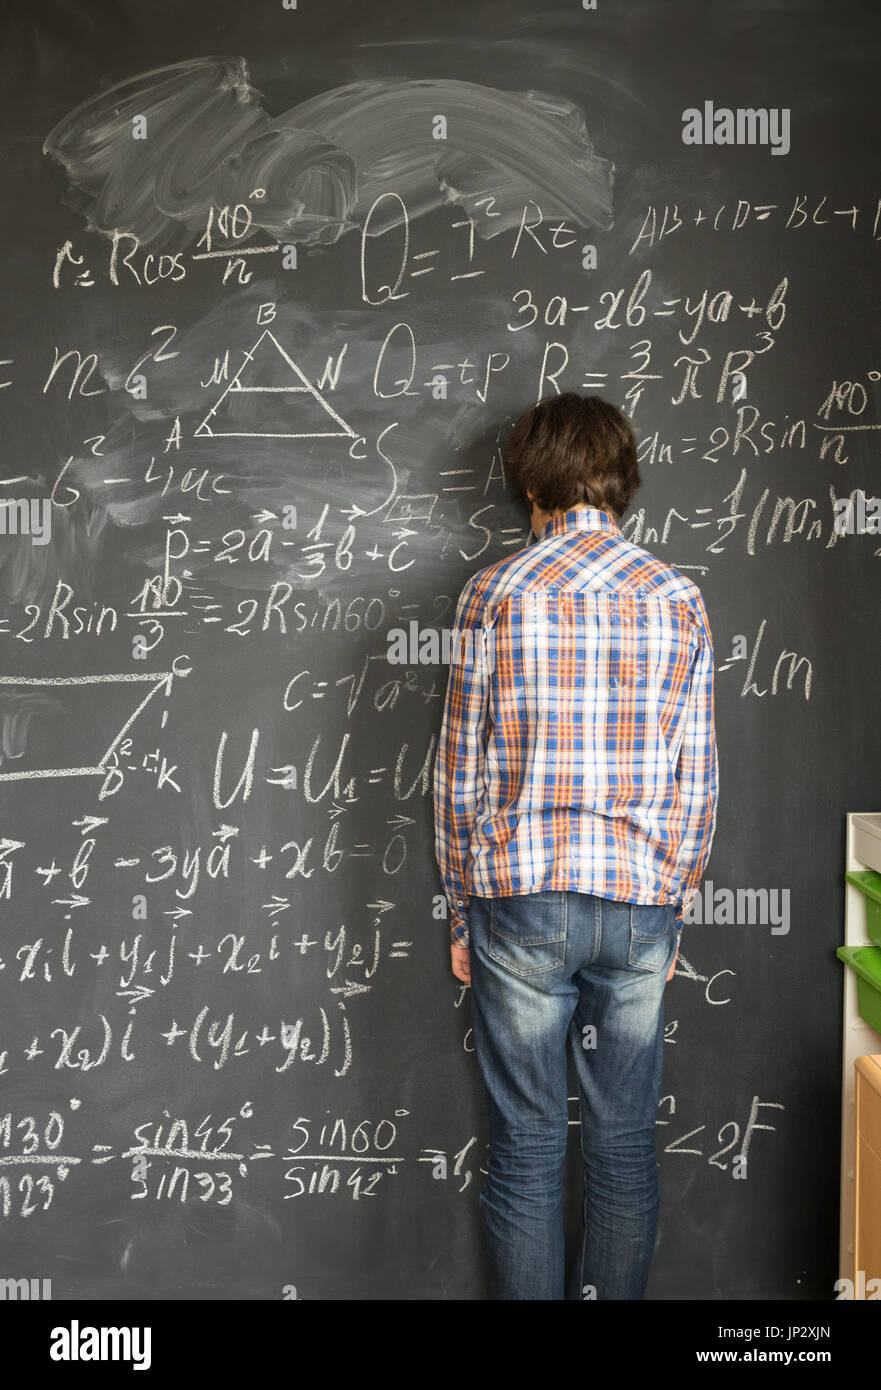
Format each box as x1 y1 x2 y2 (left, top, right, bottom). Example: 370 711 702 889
467 890 678 1301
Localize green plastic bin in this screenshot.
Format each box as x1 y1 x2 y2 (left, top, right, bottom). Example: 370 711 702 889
845 869 881 947
837 945 881 1034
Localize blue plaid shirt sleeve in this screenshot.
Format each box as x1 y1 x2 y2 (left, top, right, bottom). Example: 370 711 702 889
432 579 490 948
673 590 719 927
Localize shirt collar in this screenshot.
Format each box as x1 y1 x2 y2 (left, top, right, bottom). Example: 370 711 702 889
537 506 620 542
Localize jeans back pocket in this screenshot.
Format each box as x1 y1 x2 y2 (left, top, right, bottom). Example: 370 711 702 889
628 903 677 973
487 891 567 978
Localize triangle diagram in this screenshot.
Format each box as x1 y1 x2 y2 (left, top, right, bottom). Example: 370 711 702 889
194 330 355 440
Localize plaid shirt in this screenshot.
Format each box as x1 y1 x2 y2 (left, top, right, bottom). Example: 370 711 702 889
433 506 719 947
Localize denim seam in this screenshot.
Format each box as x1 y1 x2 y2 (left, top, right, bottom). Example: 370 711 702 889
488 926 567 945
563 889 568 962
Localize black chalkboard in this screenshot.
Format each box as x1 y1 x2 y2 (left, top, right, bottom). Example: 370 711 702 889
1 0 878 1302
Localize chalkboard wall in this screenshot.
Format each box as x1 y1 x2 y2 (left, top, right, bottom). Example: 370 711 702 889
1 0 878 1300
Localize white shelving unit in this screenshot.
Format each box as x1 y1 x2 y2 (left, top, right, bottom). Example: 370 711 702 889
840 812 881 1284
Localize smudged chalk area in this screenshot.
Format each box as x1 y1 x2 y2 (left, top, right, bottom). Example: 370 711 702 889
43 56 614 248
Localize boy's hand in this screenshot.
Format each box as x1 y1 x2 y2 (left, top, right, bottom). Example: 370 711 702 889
451 943 471 984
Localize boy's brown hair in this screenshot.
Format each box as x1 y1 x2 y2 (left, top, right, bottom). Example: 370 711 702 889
504 392 640 519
